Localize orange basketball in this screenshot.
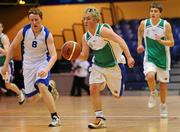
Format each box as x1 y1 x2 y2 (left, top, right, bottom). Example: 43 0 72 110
61 41 81 61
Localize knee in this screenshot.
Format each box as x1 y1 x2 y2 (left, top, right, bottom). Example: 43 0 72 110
90 84 101 95
5 83 11 89
146 73 155 82
37 83 48 94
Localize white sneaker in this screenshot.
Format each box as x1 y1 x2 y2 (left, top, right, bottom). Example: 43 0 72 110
148 89 158 108
160 103 168 118
49 80 59 101
17 90 25 105
88 117 106 129
48 116 60 127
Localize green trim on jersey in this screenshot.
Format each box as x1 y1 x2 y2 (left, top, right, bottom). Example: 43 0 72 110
103 23 111 29
96 24 101 36
86 32 91 41
0 34 6 66
159 19 164 27
146 19 151 27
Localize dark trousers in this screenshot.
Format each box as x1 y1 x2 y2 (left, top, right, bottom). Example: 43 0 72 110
70 76 90 96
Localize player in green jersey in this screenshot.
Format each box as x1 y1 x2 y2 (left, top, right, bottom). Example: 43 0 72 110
79 7 135 129
0 22 25 104
137 2 174 118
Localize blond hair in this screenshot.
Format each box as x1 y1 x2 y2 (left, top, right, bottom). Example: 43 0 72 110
84 7 101 22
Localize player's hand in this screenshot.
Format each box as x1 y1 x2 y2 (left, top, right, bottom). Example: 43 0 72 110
38 69 48 78
155 34 161 43
1 65 9 76
127 57 135 68
137 45 144 54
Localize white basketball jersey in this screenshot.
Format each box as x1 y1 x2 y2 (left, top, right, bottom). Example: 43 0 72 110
21 24 50 69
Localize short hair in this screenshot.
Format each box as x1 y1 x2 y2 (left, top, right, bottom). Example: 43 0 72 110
150 2 163 13
84 7 101 22
28 7 43 19
0 22 3 28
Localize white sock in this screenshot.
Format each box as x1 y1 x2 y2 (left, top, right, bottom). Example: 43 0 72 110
95 110 103 118
151 89 157 94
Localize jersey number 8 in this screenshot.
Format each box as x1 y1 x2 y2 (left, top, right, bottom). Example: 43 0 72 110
32 41 37 48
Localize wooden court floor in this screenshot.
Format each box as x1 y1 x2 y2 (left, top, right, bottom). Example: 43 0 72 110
0 95 180 132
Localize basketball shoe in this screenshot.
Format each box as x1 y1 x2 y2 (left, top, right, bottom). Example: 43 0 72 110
49 80 59 101
160 103 168 118
148 89 158 108
48 115 60 127
88 117 106 129
18 90 25 105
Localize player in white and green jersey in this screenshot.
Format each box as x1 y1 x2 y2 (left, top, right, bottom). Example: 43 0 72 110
0 22 25 105
80 7 135 129
137 2 174 118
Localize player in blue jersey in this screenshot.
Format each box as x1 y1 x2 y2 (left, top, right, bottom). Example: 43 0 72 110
1 8 60 127
137 2 174 118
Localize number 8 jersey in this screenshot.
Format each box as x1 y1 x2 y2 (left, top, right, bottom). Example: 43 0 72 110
21 24 50 69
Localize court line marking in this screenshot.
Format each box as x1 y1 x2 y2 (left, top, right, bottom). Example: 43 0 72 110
0 115 179 118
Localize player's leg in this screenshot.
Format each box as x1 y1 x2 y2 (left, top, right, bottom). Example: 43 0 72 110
37 82 60 127
144 62 158 108
159 83 168 118
49 80 59 101
88 83 106 129
2 64 25 105
23 68 41 104
5 82 25 105
35 64 60 127
157 69 169 118
106 64 126 98
88 65 106 129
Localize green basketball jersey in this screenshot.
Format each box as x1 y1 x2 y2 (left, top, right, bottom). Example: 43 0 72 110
0 33 6 66
84 23 125 67
144 19 170 70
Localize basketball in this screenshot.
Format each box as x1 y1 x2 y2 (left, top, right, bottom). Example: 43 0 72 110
61 41 81 61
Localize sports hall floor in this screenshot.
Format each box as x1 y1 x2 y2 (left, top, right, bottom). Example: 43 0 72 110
0 95 180 132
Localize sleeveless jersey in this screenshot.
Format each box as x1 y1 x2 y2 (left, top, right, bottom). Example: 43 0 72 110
0 33 6 66
21 24 50 69
143 19 170 70
84 23 125 67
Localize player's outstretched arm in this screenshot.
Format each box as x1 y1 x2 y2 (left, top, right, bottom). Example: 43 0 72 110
1 29 23 75
101 27 135 68
78 35 90 61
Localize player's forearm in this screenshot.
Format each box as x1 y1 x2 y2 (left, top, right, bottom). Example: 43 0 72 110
47 54 57 72
138 29 143 46
120 39 132 59
4 46 13 66
78 52 89 61
158 39 174 47
0 48 6 55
